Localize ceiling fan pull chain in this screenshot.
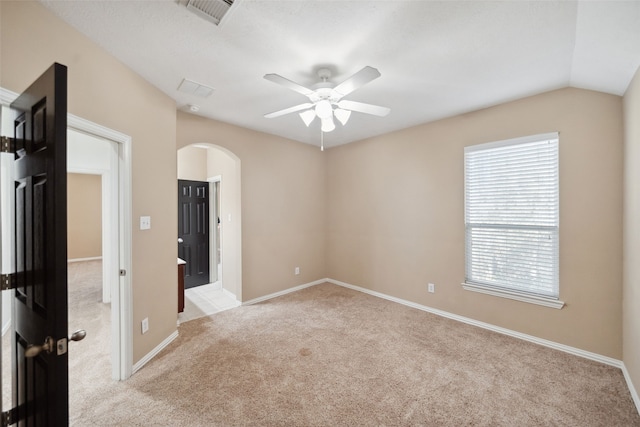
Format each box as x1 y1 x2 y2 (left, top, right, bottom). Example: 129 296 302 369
321 130 324 152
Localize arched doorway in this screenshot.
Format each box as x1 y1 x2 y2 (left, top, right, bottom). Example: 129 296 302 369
177 143 242 318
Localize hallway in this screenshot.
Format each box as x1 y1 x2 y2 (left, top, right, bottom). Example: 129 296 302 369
179 282 240 324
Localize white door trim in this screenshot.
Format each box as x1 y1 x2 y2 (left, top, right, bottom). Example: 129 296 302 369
207 176 221 287
1 86 133 381
67 115 133 381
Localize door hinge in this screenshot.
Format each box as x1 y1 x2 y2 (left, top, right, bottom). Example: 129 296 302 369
0 136 15 154
1 273 15 291
1 136 23 154
2 407 17 426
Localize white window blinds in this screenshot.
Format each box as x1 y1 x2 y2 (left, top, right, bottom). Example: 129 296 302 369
464 133 559 299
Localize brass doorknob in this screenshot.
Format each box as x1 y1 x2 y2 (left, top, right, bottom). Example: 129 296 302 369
24 336 54 358
70 329 86 342
24 330 86 358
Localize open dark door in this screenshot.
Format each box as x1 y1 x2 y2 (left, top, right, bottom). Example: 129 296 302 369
178 179 210 289
7 63 69 426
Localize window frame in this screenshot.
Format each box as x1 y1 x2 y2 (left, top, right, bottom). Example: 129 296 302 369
462 132 564 309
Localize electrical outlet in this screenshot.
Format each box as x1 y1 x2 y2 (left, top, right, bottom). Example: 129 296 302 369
140 216 151 230
295 267 300 275
428 283 435 293
141 317 149 334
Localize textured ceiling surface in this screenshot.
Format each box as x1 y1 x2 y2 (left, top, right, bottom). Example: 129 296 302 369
40 0 640 148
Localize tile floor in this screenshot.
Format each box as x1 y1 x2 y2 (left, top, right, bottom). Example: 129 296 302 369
178 282 240 323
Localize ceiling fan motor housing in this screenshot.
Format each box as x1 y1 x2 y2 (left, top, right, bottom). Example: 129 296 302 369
317 68 332 81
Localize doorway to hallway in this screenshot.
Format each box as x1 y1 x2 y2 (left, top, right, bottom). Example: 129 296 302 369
176 143 242 312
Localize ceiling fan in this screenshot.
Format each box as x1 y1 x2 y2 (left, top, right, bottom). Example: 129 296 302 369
263 66 390 133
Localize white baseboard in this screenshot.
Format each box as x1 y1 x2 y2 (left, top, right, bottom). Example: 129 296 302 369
68 256 102 263
241 279 327 306
331 277 638 415
622 363 640 415
222 287 238 302
132 330 178 375
240 277 638 415
326 278 623 368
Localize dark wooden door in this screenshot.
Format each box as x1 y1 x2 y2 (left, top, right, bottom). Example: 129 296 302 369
10 63 69 426
178 180 210 289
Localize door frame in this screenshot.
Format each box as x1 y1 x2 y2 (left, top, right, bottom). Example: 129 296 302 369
208 176 221 286
1 87 133 381
67 116 132 380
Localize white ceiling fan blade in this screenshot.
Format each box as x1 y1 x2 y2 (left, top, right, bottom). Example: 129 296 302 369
265 103 315 118
333 66 381 97
337 100 390 117
264 74 315 97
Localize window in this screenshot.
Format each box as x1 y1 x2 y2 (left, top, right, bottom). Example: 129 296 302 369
463 133 563 309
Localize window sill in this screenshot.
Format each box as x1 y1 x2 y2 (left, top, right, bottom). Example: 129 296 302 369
462 282 565 309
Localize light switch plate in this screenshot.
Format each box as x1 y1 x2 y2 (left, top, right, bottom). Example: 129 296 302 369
140 216 151 230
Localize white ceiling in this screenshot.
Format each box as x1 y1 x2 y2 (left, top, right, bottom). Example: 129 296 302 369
40 0 640 149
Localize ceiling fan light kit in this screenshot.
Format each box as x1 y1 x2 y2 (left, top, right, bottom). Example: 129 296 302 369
321 117 336 133
264 66 390 146
334 108 351 125
315 99 333 119
299 109 316 127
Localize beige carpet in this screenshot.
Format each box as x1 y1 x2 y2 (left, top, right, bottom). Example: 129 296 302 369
67 260 112 424
66 281 639 426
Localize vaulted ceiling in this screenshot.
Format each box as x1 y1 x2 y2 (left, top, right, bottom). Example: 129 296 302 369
40 0 640 149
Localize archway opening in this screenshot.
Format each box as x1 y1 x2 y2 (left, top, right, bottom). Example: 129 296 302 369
177 143 242 321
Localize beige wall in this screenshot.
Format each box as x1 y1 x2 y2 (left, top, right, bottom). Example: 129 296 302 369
67 173 102 259
326 88 624 359
177 145 208 181
1 0 632 381
1 1 178 364
176 112 326 301
624 66 640 401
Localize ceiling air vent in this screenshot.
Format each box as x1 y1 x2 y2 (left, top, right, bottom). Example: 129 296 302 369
177 78 215 98
186 0 235 26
